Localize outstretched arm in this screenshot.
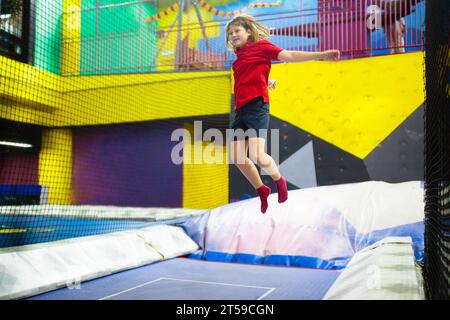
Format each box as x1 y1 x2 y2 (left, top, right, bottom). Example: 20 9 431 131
278 49 340 63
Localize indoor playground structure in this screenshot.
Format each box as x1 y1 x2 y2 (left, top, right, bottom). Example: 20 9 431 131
0 0 448 300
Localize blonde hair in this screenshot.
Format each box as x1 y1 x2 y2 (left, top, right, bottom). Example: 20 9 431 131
225 15 271 53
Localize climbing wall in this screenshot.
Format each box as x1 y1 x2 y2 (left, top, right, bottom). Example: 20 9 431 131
230 52 424 200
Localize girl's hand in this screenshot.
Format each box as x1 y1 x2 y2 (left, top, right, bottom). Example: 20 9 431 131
268 79 277 90
321 49 340 61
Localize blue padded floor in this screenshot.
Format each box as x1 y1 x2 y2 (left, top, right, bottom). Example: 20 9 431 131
27 258 340 300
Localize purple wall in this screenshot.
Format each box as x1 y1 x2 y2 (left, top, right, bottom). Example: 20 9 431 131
72 121 183 207
0 153 39 184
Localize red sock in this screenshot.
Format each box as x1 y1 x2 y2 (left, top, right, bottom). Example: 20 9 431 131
275 176 288 203
256 185 271 214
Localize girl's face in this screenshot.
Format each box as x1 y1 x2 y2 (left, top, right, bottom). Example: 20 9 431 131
228 24 252 49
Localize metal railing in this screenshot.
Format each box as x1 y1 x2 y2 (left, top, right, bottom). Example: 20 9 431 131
61 0 425 75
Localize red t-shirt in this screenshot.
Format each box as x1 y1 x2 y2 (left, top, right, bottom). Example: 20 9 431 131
232 40 283 110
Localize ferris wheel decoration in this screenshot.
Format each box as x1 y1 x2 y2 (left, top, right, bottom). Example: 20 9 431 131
145 1 283 23
146 2 180 23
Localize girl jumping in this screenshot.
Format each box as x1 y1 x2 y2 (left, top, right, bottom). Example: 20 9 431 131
226 15 340 213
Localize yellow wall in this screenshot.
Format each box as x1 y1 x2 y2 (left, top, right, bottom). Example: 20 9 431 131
0 53 231 126
182 123 228 209
0 55 61 125
59 72 230 126
2 51 423 140
61 0 81 76
38 128 72 204
269 51 425 159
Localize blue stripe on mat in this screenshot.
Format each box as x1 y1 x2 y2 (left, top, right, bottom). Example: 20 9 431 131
187 251 349 270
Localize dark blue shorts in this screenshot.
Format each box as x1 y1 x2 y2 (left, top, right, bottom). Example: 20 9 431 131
231 96 270 140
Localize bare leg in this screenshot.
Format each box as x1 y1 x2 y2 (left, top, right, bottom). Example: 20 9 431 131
230 138 271 212
247 137 281 181
229 139 263 189
248 137 288 203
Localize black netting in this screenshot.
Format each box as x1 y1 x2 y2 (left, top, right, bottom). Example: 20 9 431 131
423 0 450 300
